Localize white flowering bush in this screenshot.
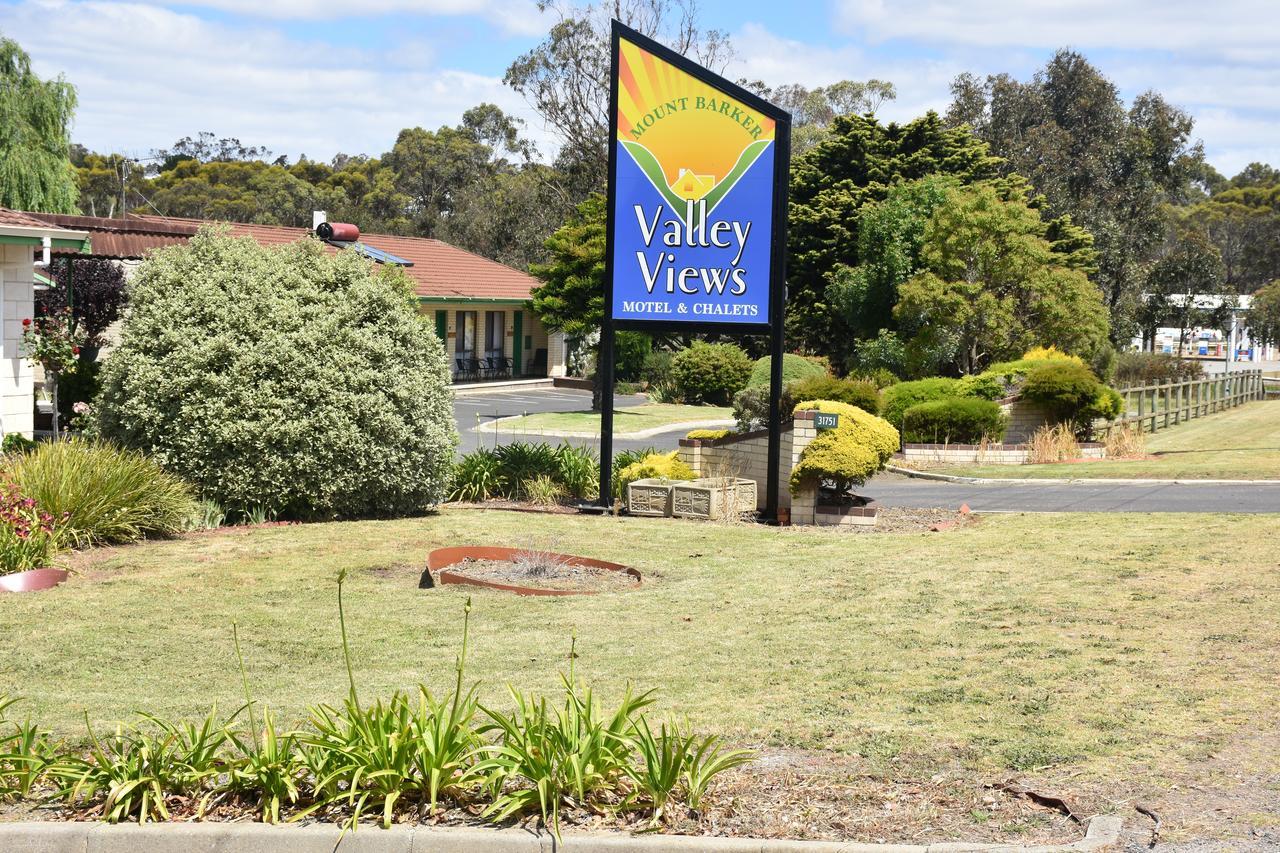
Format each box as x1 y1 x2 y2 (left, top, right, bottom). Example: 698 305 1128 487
94 228 457 519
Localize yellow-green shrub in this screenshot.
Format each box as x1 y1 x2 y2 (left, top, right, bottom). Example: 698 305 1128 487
1022 345 1084 364
685 428 732 441
790 401 898 494
616 451 695 494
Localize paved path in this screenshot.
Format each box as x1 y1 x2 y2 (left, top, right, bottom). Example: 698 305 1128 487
865 472 1280 513
453 387 689 455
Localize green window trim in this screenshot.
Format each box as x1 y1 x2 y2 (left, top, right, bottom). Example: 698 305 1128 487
513 311 523 377
434 310 447 345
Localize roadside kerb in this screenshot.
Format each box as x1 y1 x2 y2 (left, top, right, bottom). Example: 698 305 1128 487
0 815 1123 853
884 464 1280 487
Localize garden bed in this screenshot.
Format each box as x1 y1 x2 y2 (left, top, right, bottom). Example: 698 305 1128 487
429 545 640 596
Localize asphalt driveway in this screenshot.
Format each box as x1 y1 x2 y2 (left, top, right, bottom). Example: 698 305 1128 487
863 471 1280 513
453 386 686 454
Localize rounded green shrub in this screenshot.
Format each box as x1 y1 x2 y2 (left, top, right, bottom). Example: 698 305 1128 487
790 401 898 494
671 342 752 405
901 398 1008 444
955 373 1005 401
94 229 458 520
746 353 825 388
1020 361 1106 422
3 438 197 546
879 377 961 427
789 375 880 415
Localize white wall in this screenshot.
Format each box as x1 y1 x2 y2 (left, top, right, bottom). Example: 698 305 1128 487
0 245 36 437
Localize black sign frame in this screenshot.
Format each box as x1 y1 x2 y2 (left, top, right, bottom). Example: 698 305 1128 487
598 20 792 519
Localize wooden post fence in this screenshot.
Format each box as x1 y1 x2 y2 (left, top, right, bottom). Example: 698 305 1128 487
1106 369 1265 438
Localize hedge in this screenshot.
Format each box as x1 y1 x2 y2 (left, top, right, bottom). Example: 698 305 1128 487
879 377 961 428
746 353 826 388
901 398 1007 444
788 375 880 414
671 342 752 405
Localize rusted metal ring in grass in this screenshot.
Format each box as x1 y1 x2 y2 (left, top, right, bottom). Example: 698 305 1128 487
427 546 641 597
0 568 70 593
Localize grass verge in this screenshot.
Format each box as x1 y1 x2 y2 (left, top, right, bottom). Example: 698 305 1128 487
939 400 1280 479
2 508 1276 784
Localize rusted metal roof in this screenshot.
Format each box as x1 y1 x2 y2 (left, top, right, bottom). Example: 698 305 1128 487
28 213 197 259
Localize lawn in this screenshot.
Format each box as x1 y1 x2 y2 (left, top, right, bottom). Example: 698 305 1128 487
485 402 733 436
940 400 1280 479
3 508 1277 789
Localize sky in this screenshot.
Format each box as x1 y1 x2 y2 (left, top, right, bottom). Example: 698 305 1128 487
2 0 1278 177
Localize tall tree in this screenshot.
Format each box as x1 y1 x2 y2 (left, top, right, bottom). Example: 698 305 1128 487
1137 235 1230 354
528 193 607 406
0 34 78 213
505 0 731 197
892 183 1110 375
786 111 1003 353
1248 279 1280 351
946 51 1206 345
750 80 897 154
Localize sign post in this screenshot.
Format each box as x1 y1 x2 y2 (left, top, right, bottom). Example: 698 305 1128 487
598 21 791 516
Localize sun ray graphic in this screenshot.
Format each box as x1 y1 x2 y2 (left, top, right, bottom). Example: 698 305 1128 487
616 38 775 215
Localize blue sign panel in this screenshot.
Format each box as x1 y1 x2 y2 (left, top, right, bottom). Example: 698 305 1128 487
608 33 781 328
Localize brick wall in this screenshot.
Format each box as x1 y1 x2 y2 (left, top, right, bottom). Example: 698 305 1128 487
1001 397 1056 443
678 411 821 513
901 443 1105 465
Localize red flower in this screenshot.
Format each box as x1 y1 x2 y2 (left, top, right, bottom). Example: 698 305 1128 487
72 346 81 355
21 318 31 327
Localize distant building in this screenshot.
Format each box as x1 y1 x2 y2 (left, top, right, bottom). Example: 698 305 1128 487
29 211 569 383
1132 294 1278 362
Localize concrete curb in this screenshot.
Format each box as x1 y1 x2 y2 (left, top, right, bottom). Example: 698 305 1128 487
452 379 555 396
884 464 1280 487
0 815 1123 852
475 417 737 439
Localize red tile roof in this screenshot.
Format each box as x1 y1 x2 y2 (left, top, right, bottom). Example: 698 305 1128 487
0 207 73 229
130 215 540 301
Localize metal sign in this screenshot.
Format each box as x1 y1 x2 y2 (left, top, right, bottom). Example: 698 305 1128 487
606 23 786 333
813 412 839 431
598 21 791 519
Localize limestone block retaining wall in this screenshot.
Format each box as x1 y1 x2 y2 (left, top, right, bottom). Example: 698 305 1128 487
901 442 1105 465
678 411 821 511
1000 397 1056 443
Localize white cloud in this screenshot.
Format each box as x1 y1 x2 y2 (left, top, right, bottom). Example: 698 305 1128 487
734 12 1280 177
833 0 1280 57
3 0 551 162
144 0 549 36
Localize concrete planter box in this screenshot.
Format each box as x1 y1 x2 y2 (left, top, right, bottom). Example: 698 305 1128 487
672 478 734 520
627 479 674 517
814 500 880 528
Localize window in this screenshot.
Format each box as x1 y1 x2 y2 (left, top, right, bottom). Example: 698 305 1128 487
455 311 476 356
484 311 504 357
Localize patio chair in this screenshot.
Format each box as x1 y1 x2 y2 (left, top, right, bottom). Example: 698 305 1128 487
467 357 486 380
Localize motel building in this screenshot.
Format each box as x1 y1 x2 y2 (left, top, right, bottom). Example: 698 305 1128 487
0 209 91 437
25 210 570 386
